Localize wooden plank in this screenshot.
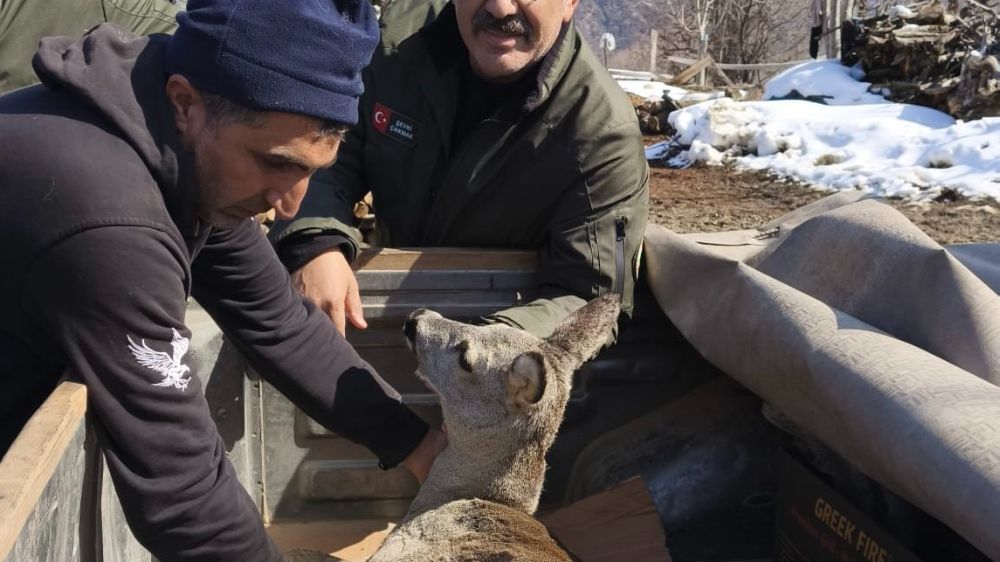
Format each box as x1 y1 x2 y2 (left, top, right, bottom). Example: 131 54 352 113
3 423 87 562
0 382 88 558
649 30 659 74
355 248 535 272
667 55 814 71
610 68 674 82
966 0 1000 15
669 56 715 86
268 520 396 562
713 62 738 89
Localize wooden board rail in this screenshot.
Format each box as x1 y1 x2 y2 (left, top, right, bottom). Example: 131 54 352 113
354 247 536 272
0 382 87 558
666 55 815 72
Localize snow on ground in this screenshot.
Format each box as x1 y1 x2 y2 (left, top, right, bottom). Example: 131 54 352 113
646 61 1000 201
618 79 726 105
618 79 687 102
763 60 889 106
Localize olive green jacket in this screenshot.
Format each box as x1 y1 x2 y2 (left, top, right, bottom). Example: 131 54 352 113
274 3 649 338
0 0 183 94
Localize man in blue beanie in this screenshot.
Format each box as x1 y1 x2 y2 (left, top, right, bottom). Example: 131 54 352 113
0 1 444 560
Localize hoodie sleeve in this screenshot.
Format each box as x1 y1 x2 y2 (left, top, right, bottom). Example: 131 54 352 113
22 225 282 562
191 218 428 467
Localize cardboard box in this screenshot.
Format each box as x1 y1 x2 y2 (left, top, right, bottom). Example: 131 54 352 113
542 477 672 562
775 451 922 562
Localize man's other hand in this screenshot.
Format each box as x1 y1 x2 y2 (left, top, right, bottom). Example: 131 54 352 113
291 250 367 335
401 428 448 484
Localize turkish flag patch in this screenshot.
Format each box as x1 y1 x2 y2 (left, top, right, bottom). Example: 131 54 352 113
372 102 418 147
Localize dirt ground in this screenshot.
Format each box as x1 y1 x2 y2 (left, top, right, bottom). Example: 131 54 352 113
647 162 1000 246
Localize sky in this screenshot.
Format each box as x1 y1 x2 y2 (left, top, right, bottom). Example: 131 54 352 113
621 61 1000 202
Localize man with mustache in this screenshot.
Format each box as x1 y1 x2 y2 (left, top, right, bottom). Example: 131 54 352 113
0 1 443 560
274 0 649 341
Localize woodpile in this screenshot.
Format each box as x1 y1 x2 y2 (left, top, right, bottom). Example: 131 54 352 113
949 48 1000 117
629 93 680 135
843 1 999 120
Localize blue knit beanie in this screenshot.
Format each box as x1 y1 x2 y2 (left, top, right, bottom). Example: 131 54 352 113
165 0 378 125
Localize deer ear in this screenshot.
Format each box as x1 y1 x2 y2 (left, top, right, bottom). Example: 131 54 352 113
506 351 547 410
545 294 621 368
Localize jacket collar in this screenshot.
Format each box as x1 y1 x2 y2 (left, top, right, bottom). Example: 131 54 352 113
526 18 577 112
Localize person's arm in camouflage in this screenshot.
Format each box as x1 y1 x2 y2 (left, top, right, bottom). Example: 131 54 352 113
0 0 182 94
485 120 650 342
103 0 185 35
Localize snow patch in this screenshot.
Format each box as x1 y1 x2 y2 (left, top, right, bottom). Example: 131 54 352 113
666 97 1000 201
617 79 727 106
618 79 689 102
764 60 888 106
648 58 999 201
889 5 915 19
753 128 803 156
688 140 725 165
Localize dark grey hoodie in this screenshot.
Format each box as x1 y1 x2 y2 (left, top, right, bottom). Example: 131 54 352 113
0 24 427 562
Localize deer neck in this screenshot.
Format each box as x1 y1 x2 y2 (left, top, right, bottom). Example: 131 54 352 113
404 433 548 521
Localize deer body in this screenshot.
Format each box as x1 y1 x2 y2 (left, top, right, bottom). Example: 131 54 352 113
288 296 620 562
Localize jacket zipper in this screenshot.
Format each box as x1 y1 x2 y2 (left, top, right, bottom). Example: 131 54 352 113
614 216 628 296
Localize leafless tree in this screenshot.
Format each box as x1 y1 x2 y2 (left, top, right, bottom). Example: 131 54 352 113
645 0 810 82
650 0 723 59
715 0 810 79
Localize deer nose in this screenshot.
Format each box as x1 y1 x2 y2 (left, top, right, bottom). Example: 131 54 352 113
404 309 439 345
403 316 418 344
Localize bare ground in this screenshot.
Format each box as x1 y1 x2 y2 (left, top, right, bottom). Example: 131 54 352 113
648 164 1000 245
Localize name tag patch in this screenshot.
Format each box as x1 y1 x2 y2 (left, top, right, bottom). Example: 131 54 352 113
373 102 418 147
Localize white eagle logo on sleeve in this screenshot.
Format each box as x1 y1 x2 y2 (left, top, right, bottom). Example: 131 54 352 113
127 328 192 391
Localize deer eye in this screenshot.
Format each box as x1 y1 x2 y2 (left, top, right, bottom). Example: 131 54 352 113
456 341 473 372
